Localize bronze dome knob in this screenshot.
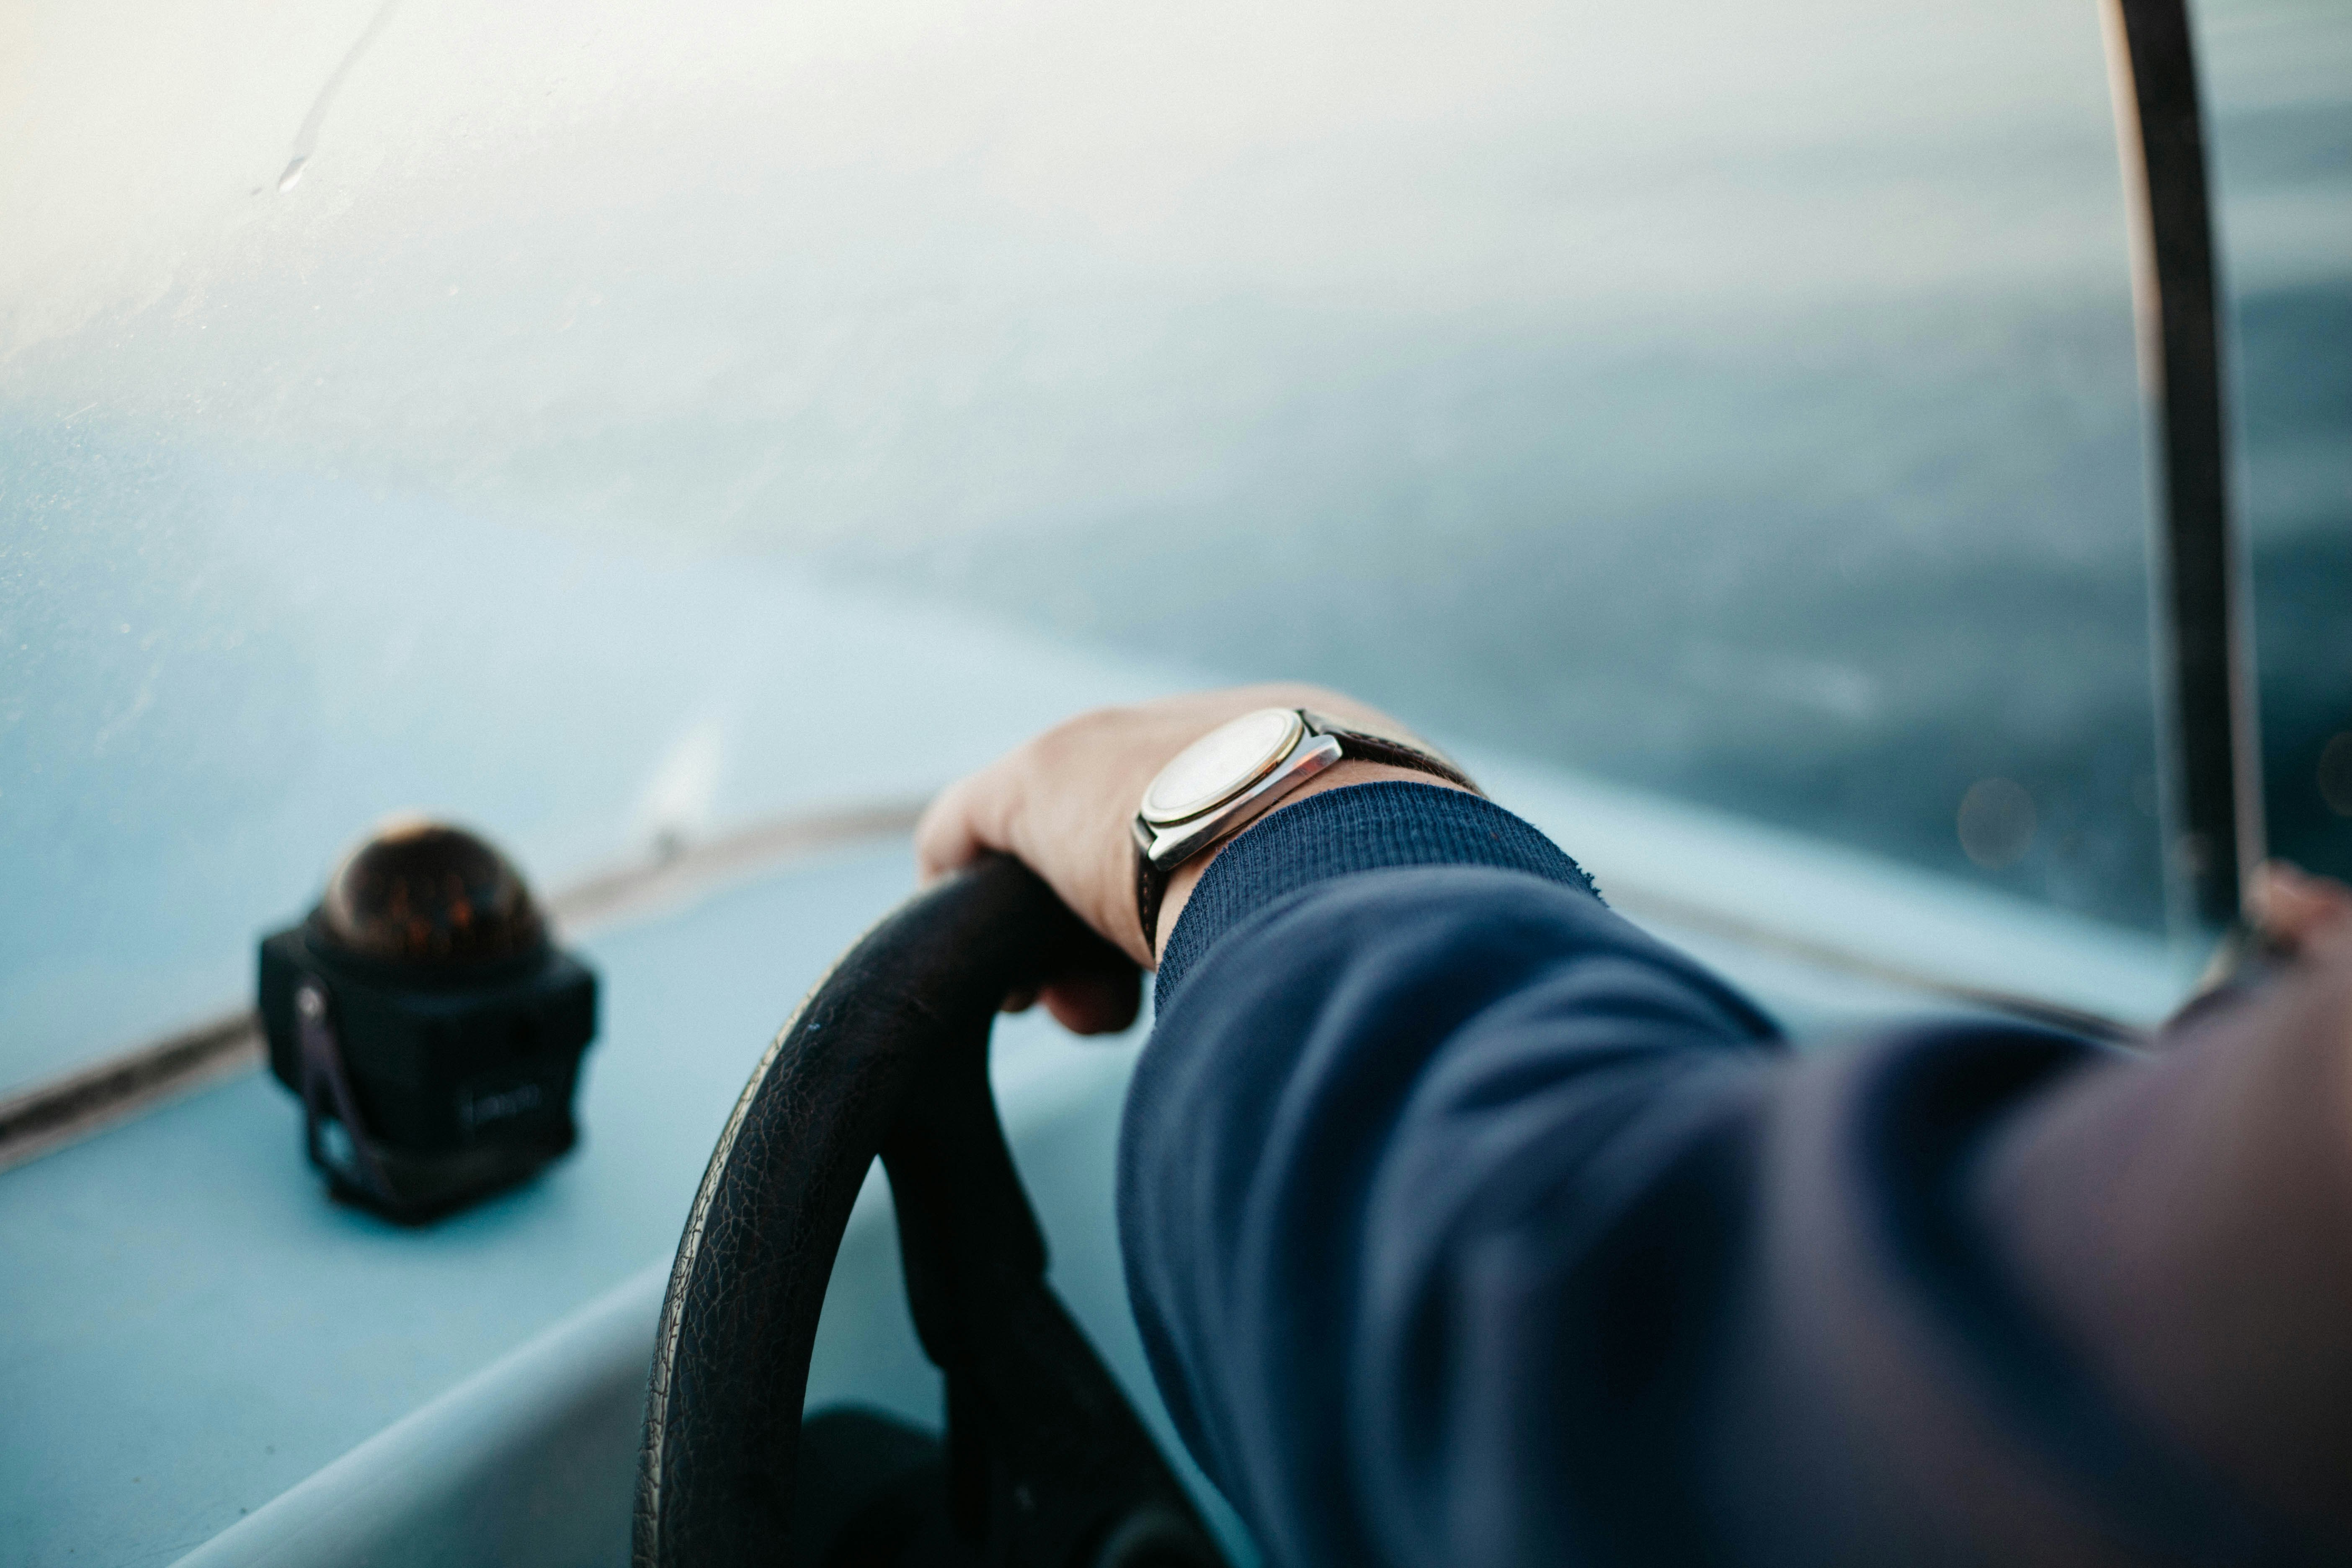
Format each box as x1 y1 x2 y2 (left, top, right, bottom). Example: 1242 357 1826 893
314 816 549 970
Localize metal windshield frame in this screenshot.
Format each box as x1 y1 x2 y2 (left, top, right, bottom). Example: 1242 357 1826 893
2102 0 2267 935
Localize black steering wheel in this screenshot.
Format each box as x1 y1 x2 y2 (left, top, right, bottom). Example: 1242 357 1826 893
634 854 1229 1568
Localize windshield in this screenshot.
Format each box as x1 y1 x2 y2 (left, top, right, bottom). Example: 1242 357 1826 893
2205 0 2352 944
4 0 2346 1099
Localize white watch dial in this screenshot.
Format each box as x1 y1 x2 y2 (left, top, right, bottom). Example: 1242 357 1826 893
1140 707 1305 825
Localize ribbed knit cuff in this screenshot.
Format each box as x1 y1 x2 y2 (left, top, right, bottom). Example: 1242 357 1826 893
1153 780 1601 1006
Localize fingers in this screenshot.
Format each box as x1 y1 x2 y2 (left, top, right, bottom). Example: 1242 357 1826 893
914 758 1017 882
913 777 972 882
2252 861 2352 954
918 684 1418 1006
1040 968 1143 1037
1000 974 1140 1033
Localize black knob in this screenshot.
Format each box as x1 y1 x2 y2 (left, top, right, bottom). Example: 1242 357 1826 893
315 817 548 971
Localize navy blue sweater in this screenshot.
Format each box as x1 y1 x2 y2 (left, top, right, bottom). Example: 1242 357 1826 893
1119 783 2342 1567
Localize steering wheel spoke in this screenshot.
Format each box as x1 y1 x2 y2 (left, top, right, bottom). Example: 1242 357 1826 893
636 855 1226 1568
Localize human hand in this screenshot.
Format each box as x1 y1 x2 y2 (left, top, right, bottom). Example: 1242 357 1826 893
2249 860 2352 959
915 683 1456 1034
2170 860 2352 1035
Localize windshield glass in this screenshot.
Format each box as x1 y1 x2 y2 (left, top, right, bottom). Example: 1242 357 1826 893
2203 0 2352 934
5 0 2344 1098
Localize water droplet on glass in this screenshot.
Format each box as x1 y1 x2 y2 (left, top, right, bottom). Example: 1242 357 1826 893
277 157 307 193
2318 732 2352 818
1957 777 2036 869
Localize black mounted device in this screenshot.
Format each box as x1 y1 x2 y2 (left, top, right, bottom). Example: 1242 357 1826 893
256 818 598 1222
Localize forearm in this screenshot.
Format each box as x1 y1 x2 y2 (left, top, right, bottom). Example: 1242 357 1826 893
1124 784 1786 1563
1976 951 2352 1542
1123 784 2352 1565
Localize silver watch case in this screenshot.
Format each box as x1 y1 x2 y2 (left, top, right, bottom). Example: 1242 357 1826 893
1130 709 1346 871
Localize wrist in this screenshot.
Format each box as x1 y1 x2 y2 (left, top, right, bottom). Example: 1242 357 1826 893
1152 761 1471 958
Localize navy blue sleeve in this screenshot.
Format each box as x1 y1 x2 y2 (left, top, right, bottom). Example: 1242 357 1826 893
1118 783 2316 1567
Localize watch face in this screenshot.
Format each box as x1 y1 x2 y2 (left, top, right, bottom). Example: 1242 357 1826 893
1140 707 1305 825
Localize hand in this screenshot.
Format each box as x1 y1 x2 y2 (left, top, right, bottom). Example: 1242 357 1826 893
915 683 1460 1034
2169 860 2352 1035
2250 860 2352 958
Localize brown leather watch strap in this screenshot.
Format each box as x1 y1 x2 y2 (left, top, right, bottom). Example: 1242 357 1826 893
1132 815 1170 957
1309 720 1482 795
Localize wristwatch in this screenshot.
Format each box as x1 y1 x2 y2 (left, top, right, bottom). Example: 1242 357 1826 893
1130 707 1479 952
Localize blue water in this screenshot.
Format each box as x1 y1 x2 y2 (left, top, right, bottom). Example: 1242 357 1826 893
869 271 2352 933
